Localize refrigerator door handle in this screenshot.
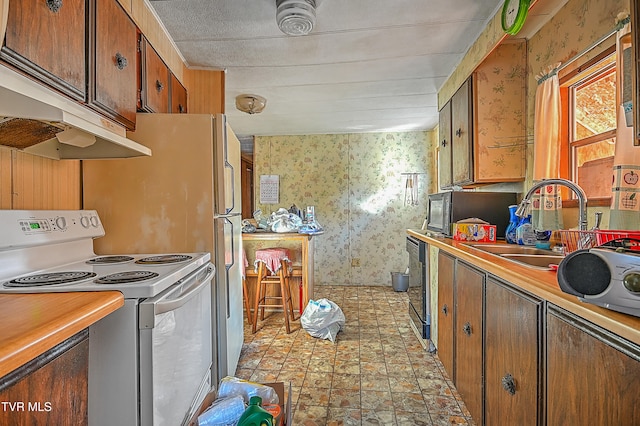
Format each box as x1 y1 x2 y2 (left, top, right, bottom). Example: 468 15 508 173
224 217 235 318
224 158 235 215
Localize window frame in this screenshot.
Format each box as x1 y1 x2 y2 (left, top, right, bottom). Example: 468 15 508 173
559 45 618 207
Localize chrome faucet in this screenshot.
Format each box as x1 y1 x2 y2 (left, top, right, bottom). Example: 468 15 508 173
515 178 588 231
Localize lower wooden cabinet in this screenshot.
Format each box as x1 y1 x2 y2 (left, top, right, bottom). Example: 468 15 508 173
547 306 640 425
485 277 542 426
0 329 89 425
437 251 455 378
454 261 484 424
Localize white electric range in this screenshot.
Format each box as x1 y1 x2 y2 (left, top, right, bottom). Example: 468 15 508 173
0 210 215 426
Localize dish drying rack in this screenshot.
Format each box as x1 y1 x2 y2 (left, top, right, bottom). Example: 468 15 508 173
557 230 640 254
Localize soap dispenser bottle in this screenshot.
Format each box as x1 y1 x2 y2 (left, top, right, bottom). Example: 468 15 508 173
505 205 518 244
516 215 536 246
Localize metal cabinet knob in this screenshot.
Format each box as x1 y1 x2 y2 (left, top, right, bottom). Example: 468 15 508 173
46 0 63 13
441 304 449 316
501 373 516 395
441 139 447 147
455 128 462 137
115 53 128 70
462 322 472 336
156 80 165 92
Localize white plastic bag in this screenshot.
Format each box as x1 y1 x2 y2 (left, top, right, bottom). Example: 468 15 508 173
216 376 279 405
300 298 345 343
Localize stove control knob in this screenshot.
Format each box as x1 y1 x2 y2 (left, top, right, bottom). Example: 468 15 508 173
623 272 640 293
55 216 67 231
80 216 90 228
90 216 100 227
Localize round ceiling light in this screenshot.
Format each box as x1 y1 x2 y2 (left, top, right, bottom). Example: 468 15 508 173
235 94 267 115
276 0 316 36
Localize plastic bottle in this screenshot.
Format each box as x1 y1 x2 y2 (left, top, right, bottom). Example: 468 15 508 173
505 205 519 244
516 215 536 246
237 396 273 426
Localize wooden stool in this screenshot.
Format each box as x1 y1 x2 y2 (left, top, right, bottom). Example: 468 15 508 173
252 257 297 334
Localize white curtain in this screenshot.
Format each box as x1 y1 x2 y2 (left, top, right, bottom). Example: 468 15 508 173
531 63 563 231
609 14 640 230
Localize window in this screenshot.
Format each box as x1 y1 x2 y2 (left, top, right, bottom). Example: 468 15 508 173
560 46 618 205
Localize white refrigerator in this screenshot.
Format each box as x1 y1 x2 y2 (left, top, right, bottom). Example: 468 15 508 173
82 113 244 384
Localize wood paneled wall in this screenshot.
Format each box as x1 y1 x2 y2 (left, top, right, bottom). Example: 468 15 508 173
0 146 81 210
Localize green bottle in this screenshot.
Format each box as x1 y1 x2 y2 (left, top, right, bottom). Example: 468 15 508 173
237 396 274 426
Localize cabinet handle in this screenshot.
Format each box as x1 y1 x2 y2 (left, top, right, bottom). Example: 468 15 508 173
156 80 165 92
178 104 185 113
455 128 462 137
462 322 472 336
441 304 448 316
501 373 516 395
46 0 63 13
441 139 447 147
115 53 128 70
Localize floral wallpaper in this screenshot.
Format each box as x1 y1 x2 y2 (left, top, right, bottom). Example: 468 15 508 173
253 132 437 286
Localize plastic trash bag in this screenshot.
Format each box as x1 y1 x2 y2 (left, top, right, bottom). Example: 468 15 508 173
300 298 345 343
216 376 279 405
197 395 245 426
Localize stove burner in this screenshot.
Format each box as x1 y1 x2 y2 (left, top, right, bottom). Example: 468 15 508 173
5 271 98 287
86 256 135 265
135 254 193 265
94 271 160 284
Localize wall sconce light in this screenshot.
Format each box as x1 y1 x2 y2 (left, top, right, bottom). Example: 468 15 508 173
235 94 267 115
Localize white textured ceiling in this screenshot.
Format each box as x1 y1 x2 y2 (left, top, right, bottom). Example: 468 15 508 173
147 0 507 140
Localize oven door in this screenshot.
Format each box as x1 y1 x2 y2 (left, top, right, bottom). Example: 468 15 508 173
139 263 214 426
407 237 428 339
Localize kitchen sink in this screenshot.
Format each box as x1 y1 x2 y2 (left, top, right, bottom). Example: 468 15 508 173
464 243 564 270
465 244 557 256
499 254 564 269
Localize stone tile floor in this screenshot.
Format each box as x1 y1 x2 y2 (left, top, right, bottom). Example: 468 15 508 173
235 285 475 425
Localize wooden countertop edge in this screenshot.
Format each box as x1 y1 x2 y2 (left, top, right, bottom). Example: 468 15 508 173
408 229 640 346
0 291 124 378
242 232 317 241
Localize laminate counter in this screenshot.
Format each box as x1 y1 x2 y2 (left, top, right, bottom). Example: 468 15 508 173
0 291 124 378
408 229 640 346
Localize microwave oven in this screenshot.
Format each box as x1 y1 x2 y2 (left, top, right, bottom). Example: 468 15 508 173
426 191 518 238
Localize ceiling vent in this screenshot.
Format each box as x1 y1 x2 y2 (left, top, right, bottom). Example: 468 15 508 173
276 0 316 36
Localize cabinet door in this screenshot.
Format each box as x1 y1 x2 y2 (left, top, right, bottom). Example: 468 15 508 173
454 260 484 424
0 330 88 425
170 73 188 113
437 251 455 379
1 0 86 101
451 78 473 186
547 306 640 426
139 36 170 113
90 0 137 129
485 277 542 426
438 101 453 189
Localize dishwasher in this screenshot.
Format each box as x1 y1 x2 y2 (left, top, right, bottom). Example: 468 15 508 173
406 236 431 344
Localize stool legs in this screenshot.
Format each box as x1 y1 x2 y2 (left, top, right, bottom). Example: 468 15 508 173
252 260 297 334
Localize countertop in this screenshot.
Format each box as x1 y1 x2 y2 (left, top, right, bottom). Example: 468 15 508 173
0 291 124 378
408 229 640 347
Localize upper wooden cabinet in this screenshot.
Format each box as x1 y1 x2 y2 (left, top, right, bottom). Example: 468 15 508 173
1 0 87 102
170 72 188 114
138 35 170 113
89 0 138 130
438 42 526 189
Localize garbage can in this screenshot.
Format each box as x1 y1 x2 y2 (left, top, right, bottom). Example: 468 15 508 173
391 272 409 292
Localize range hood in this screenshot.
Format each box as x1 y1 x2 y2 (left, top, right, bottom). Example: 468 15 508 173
0 64 152 160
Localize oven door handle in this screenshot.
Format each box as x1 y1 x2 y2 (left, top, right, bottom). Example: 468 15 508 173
139 266 214 329
155 266 214 315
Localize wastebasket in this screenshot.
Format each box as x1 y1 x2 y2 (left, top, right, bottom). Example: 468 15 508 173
391 272 409 292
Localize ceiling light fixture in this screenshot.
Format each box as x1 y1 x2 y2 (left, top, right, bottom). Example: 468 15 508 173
276 0 316 36
235 94 267 115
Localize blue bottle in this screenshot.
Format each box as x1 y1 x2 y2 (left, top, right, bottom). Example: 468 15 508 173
516 215 536 246
505 205 518 244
